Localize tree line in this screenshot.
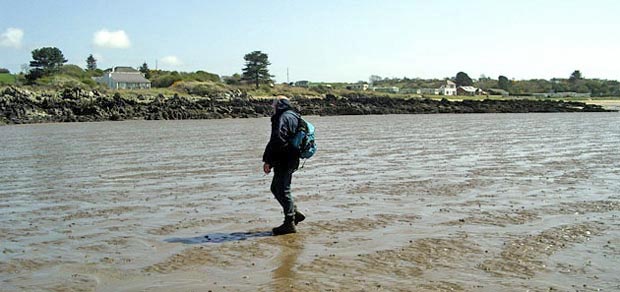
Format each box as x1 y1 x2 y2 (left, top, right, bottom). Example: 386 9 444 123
370 71 620 97
3 47 274 89
3 46 620 97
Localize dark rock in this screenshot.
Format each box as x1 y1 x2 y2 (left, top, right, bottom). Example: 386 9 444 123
0 87 616 125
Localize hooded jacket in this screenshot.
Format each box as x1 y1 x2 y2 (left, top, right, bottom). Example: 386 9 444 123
262 99 300 170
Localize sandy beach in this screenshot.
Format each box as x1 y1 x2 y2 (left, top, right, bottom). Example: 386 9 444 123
1 113 619 291
584 100 620 111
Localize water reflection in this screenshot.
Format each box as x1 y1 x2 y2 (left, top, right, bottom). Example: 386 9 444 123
272 235 305 290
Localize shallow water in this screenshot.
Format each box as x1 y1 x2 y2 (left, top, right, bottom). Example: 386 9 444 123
1 113 619 291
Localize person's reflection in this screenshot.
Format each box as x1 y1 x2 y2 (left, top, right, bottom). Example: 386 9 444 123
272 234 304 290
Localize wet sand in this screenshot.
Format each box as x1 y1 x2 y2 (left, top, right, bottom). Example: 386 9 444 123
1 113 619 291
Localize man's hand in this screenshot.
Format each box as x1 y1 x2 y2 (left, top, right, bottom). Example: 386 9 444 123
263 163 272 174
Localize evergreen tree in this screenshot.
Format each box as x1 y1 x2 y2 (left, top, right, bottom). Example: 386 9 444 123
498 75 511 90
569 70 583 83
455 71 473 87
241 51 273 88
29 47 67 73
139 62 151 79
26 47 68 82
369 75 382 85
86 54 97 71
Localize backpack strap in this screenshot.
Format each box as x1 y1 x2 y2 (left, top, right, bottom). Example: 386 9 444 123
296 116 308 133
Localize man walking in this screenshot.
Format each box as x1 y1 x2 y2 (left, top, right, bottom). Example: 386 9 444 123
263 96 305 235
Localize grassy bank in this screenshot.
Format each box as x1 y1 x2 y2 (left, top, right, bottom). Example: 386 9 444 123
5 82 619 108
0 73 16 85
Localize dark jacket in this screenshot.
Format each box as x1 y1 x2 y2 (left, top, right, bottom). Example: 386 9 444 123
263 99 300 170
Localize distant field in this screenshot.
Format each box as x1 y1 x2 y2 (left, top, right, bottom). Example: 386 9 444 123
435 95 620 102
433 95 620 111
0 73 16 84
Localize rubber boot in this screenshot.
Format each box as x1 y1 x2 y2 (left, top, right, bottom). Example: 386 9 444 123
272 216 296 235
294 209 306 225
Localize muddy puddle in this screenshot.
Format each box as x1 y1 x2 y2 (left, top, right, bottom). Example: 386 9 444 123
1 113 619 291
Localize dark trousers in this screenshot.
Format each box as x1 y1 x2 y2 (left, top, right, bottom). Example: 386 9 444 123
271 168 295 218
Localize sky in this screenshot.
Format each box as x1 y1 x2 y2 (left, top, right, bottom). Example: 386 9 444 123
1 0 619 83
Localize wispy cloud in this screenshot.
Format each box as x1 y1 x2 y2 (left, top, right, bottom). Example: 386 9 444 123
0 28 24 48
160 55 182 67
93 29 130 49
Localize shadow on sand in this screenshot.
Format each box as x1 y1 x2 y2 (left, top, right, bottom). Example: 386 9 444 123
165 231 273 244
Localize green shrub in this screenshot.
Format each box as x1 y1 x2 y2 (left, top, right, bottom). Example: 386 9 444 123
58 64 86 78
79 77 98 88
189 71 220 82
151 74 183 88
246 84 319 98
37 74 88 89
148 69 221 88
170 81 230 96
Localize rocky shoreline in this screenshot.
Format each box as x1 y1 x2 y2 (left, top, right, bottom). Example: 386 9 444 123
0 86 615 125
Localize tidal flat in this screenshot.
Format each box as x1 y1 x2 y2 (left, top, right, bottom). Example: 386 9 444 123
1 113 619 291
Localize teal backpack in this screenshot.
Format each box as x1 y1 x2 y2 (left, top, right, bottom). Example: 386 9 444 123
290 117 317 160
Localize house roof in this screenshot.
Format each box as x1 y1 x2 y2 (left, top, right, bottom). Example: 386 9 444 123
458 86 478 92
109 72 150 83
103 66 140 73
114 66 139 73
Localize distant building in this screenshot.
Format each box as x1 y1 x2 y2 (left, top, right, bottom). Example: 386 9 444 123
294 80 310 87
346 83 369 91
400 88 422 94
418 80 456 95
420 88 440 95
94 66 151 89
532 92 591 98
439 80 457 96
373 86 400 93
457 86 481 96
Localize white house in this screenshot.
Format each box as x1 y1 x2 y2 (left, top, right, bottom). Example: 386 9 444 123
439 80 457 96
95 66 151 89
